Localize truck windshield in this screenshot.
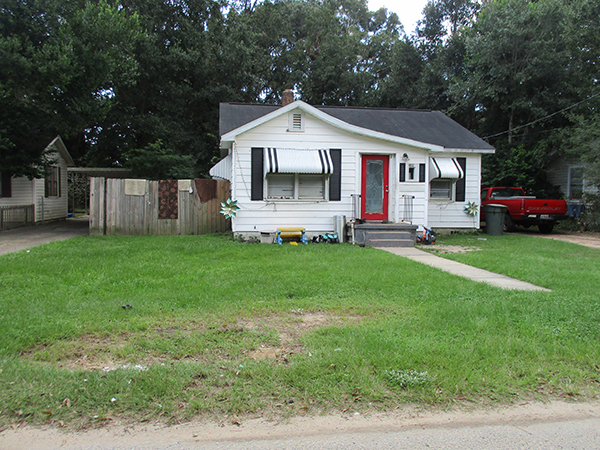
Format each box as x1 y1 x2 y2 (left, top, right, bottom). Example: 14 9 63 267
491 188 522 198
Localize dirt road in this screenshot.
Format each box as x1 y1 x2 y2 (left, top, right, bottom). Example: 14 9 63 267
2 401 600 449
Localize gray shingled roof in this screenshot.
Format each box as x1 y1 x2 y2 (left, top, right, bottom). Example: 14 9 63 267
220 103 494 150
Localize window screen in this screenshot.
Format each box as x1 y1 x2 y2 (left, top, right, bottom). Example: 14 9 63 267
267 174 294 199
298 175 324 199
430 179 452 199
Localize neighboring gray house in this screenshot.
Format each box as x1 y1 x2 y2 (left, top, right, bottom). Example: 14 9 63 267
546 157 587 200
1 136 74 229
210 97 495 240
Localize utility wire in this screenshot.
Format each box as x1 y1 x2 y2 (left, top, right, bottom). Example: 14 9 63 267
483 91 600 140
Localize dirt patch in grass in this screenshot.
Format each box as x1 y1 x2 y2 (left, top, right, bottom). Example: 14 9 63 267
427 245 481 254
22 311 362 370
240 310 362 362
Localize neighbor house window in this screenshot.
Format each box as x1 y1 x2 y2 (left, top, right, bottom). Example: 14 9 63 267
0 171 11 198
45 166 61 197
568 166 584 199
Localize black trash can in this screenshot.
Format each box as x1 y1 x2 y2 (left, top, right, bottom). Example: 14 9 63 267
483 204 508 236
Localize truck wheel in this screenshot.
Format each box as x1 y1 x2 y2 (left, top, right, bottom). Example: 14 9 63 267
539 223 554 234
503 214 515 232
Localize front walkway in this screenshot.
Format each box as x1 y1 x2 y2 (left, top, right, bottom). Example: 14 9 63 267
0 217 89 256
379 247 551 292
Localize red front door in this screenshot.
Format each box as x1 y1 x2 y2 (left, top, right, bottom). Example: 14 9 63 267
360 155 389 221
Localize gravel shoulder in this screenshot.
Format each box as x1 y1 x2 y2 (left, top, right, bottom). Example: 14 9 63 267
512 228 600 249
2 401 600 449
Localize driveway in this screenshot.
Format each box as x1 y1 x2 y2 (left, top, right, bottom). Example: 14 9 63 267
0 217 89 256
516 229 600 249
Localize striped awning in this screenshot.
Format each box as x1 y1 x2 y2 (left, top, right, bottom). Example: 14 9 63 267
265 148 333 174
430 157 464 180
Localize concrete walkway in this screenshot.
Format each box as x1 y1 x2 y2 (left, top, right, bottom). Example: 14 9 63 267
0 217 89 256
379 246 551 292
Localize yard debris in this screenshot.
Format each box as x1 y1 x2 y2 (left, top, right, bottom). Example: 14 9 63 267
427 245 481 254
416 227 435 245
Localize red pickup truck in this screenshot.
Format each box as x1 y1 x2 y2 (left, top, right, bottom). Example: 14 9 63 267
481 187 568 234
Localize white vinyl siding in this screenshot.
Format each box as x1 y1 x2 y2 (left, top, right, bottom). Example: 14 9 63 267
0 176 34 207
427 154 482 229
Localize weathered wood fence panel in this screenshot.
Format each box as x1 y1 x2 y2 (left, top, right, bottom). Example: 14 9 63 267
89 178 230 236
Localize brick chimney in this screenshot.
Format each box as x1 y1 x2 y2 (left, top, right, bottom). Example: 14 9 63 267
282 89 294 106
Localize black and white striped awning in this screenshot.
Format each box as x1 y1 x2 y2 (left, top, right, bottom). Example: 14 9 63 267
265 148 333 174
430 157 464 180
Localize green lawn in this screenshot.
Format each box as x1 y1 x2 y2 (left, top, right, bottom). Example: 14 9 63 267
1 232 599 427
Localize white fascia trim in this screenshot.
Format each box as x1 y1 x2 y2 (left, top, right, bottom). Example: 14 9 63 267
221 101 448 152
433 147 495 154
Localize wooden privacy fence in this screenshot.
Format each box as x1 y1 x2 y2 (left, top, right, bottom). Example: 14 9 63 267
89 178 230 235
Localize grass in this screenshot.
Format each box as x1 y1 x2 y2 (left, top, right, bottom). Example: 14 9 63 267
1 232 600 428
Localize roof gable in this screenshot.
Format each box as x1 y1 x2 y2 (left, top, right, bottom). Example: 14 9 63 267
45 136 75 166
220 102 494 152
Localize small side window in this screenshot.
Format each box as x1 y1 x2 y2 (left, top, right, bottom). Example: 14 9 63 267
430 179 452 199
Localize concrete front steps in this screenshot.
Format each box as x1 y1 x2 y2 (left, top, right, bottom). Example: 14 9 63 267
351 223 417 247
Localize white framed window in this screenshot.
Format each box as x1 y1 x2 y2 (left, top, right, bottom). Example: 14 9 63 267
430 179 453 199
568 166 584 199
267 174 294 199
288 111 304 132
45 166 61 197
299 175 325 199
266 174 327 200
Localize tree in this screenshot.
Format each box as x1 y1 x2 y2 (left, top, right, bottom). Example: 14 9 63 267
0 0 142 177
449 0 582 194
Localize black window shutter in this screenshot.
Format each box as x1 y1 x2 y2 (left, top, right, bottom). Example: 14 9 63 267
455 157 466 202
0 172 11 197
399 163 406 182
251 147 264 201
419 163 426 182
329 149 341 201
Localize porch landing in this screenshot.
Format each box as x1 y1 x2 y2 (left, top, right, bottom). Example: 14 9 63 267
352 223 417 248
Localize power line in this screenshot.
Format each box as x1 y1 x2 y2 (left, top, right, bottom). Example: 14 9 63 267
482 92 600 140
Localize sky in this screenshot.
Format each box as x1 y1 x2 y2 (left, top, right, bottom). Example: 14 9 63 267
368 0 428 35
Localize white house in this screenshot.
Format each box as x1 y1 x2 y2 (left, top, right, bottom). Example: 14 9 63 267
0 136 74 229
210 95 495 243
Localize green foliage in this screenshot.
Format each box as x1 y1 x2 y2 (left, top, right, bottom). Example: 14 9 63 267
124 140 197 180
0 0 143 175
1 0 597 193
